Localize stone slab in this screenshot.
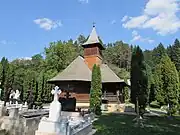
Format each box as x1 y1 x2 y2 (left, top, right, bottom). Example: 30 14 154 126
35 131 56 135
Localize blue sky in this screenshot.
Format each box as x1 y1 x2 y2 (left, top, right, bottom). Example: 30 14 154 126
0 0 180 60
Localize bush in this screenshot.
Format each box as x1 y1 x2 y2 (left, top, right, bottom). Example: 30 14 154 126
34 101 43 109
95 105 102 116
150 101 160 108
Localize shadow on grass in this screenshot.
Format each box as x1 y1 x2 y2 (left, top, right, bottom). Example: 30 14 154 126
93 113 180 135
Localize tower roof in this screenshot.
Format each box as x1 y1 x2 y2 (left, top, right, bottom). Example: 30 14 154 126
82 25 105 49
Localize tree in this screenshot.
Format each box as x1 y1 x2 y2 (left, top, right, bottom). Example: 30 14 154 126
130 46 148 117
96 65 102 114
151 43 167 69
0 57 9 101
156 55 179 115
154 64 165 106
90 64 97 112
103 41 131 70
77 35 86 45
123 78 130 101
144 50 153 70
90 64 102 115
45 41 77 72
167 39 180 71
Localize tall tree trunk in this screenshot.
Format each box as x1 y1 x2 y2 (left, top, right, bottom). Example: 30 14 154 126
136 96 140 118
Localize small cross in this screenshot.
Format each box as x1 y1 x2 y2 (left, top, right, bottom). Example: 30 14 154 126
51 86 61 101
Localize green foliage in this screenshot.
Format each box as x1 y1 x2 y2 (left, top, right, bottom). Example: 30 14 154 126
130 46 148 115
146 64 156 104
45 40 77 72
90 64 97 111
90 64 102 115
167 39 180 71
103 41 131 70
108 64 130 79
123 78 130 101
150 101 160 108
154 55 179 115
152 43 167 67
154 64 165 106
0 57 9 102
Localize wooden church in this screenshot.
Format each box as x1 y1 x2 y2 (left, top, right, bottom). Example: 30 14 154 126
48 25 126 109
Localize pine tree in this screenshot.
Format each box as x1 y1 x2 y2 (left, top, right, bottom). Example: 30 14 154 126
95 65 102 115
90 64 97 112
130 46 148 117
155 55 179 115
36 70 45 108
146 64 155 104
90 64 102 115
168 39 180 71
152 43 167 69
148 73 156 104
154 65 165 106
161 55 179 115
0 57 9 101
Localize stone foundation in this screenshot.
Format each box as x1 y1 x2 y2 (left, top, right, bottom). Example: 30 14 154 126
76 102 125 113
76 103 89 108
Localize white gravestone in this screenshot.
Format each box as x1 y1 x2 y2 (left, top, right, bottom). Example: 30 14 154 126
14 89 20 99
14 89 20 105
24 101 28 107
9 90 15 105
36 86 64 135
49 86 62 121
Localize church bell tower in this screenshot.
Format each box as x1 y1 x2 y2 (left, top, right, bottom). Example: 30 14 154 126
82 25 105 70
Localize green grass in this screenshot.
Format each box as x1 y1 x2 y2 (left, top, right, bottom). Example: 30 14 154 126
93 113 180 135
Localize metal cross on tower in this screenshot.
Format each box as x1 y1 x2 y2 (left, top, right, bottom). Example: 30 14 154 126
93 22 96 27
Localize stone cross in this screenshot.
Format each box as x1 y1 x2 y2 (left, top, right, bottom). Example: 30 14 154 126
51 86 61 101
14 89 20 100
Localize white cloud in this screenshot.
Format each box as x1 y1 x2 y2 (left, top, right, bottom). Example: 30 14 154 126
0 40 16 45
131 30 154 44
78 0 89 4
122 0 180 35
34 18 62 30
123 15 149 29
121 15 129 22
111 20 116 24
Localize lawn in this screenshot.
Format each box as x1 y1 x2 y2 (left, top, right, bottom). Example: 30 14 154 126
93 113 180 135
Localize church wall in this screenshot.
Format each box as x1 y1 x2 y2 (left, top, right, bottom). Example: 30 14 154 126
55 81 124 103
55 81 91 102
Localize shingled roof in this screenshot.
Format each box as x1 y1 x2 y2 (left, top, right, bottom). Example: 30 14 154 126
101 64 124 83
83 26 100 45
49 56 92 82
82 26 105 49
49 56 124 83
